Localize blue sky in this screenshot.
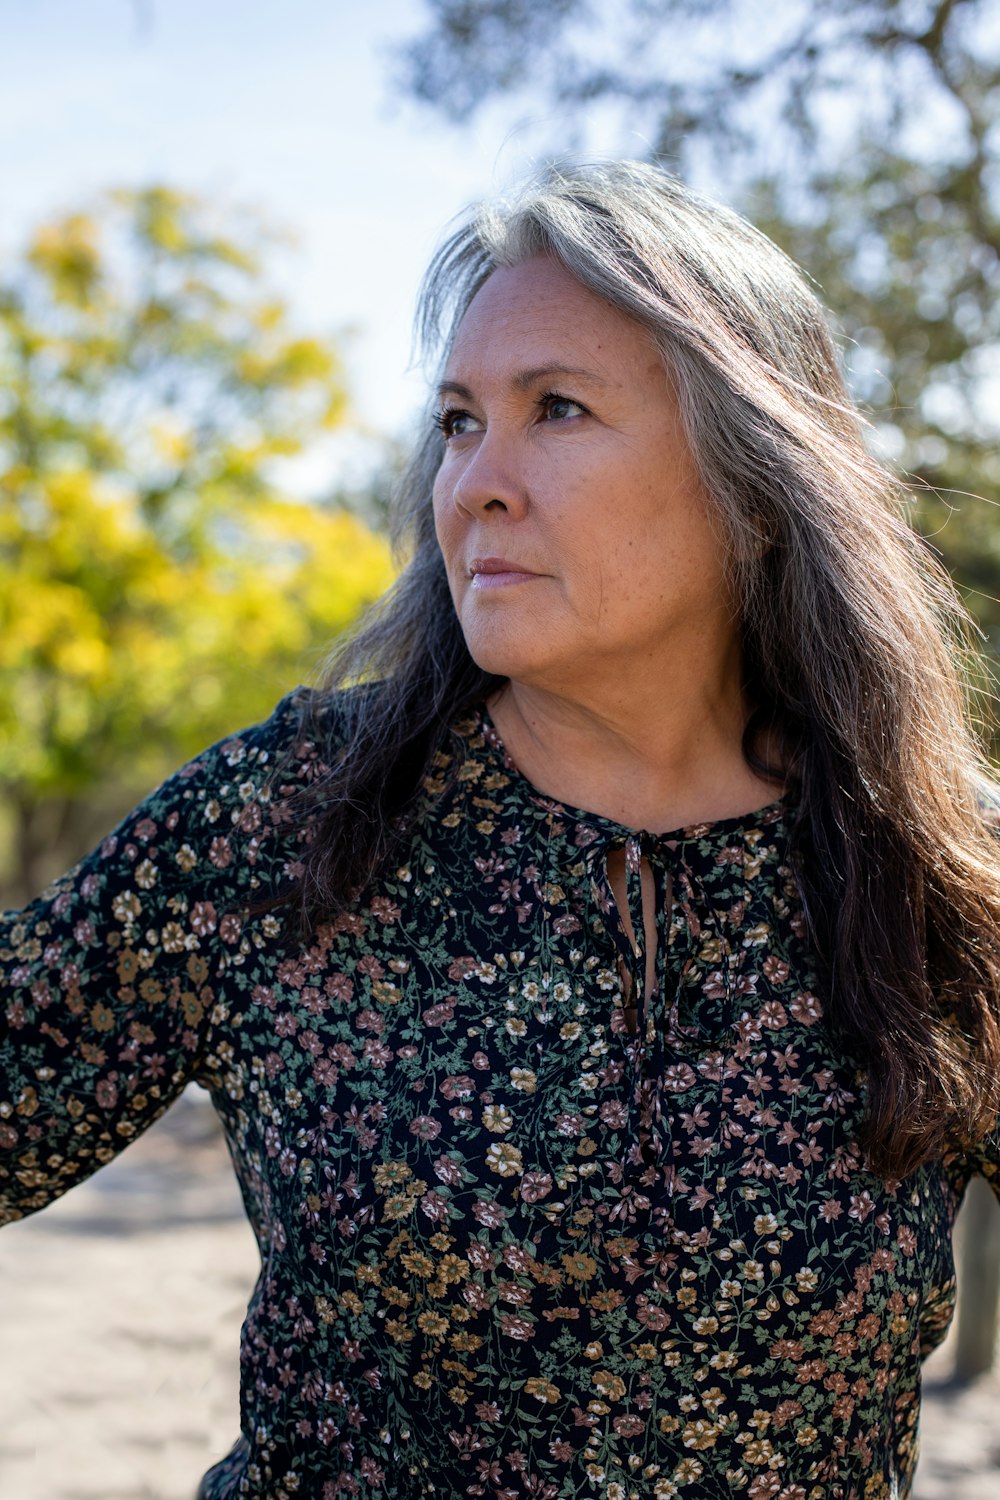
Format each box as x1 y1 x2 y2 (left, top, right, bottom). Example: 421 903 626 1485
0 0 606 494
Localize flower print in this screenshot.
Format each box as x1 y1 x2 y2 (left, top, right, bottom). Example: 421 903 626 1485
559 1250 598 1283
370 896 401 925
420 1191 450 1223
471 1200 508 1231
898 1224 917 1256
73 919 97 948
89 1003 115 1032
297 1028 323 1056
681 1419 719 1450
499 1313 533 1340
208 835 233 867
358 1456 385 1487
94 1078 118 1109
180 993 204 1026
425 1155 461 1189
112 892 142 922
789 990 822 1024
218 912 241 944
399 1251 434 1280
524 1378 561 1404
374 1161 411 1189
416 1311 449 1338
518 1171 553 1203
747 1475 781 1499
363 1038 393 1067
591 1370 626 1400
447 956 478 980
484 1141 524 1178
440 1074 475 1100
757 1000 788 1030
673 1457 705 1483
175 842 198 872
850 1190 876 1223
483 1104 514 1133
190 901 218 936
663 1063 697 1093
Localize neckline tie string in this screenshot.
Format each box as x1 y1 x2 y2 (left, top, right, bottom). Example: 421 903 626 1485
585 830 744 1175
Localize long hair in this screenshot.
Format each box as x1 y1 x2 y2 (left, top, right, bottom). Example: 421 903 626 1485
285 159 1000 1180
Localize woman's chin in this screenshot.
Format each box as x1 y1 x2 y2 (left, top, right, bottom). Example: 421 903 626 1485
467 648 541 682
464 639 557 686
458 618 547 681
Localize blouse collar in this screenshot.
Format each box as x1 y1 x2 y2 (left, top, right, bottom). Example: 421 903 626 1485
466 699 794 869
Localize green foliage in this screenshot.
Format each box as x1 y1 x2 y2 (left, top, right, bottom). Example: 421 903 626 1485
0 186 394 903
399 0 1000 629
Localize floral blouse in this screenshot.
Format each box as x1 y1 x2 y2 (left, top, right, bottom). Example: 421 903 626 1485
1 690 996 1500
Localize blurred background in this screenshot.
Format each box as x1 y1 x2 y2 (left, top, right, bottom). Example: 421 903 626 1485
1 1 999 1496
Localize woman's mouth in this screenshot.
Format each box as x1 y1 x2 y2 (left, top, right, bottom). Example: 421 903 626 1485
468 557 542 589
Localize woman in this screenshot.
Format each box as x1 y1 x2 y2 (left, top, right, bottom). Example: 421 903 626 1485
3 159 1000 1500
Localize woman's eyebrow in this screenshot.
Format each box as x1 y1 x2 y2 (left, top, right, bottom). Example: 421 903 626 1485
436 364 611 401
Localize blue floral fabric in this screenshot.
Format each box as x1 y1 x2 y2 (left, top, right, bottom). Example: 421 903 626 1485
0 689 992 1500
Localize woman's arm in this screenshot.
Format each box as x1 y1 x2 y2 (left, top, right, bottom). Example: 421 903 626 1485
0 691 305 1225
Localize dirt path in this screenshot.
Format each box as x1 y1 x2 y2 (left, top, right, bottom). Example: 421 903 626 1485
1 1089 998 1499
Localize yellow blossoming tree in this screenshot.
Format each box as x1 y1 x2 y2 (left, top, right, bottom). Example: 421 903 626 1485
0 186 393 903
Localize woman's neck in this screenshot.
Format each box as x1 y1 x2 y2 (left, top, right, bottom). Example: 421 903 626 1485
486 677 782 834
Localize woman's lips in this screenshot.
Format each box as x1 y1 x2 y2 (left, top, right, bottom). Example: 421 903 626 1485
468 558 542 590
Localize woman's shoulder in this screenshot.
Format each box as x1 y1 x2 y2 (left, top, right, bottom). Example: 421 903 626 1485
147 688 318 828
194 686 312 777
187 684 365 790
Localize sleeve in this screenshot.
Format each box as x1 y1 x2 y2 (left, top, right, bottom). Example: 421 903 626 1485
946 1123 1000 1205
0 690 309 1226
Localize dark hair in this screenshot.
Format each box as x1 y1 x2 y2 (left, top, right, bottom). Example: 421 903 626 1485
283 159 1000 1180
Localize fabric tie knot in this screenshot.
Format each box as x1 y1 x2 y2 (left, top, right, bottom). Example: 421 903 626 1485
584 830 744 1175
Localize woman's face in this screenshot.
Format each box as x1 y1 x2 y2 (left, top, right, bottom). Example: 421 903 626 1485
432 254 737 697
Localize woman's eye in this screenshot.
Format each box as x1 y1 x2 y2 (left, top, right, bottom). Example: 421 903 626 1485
433 407 481 440
541 394 586 421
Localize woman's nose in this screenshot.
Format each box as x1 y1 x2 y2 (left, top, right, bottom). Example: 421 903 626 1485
449 430 529 521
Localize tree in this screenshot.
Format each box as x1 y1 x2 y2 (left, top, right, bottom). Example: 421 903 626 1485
0 187 393 904
397 0 1000 633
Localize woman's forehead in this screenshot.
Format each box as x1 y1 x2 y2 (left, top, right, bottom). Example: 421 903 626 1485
444 256 659 385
